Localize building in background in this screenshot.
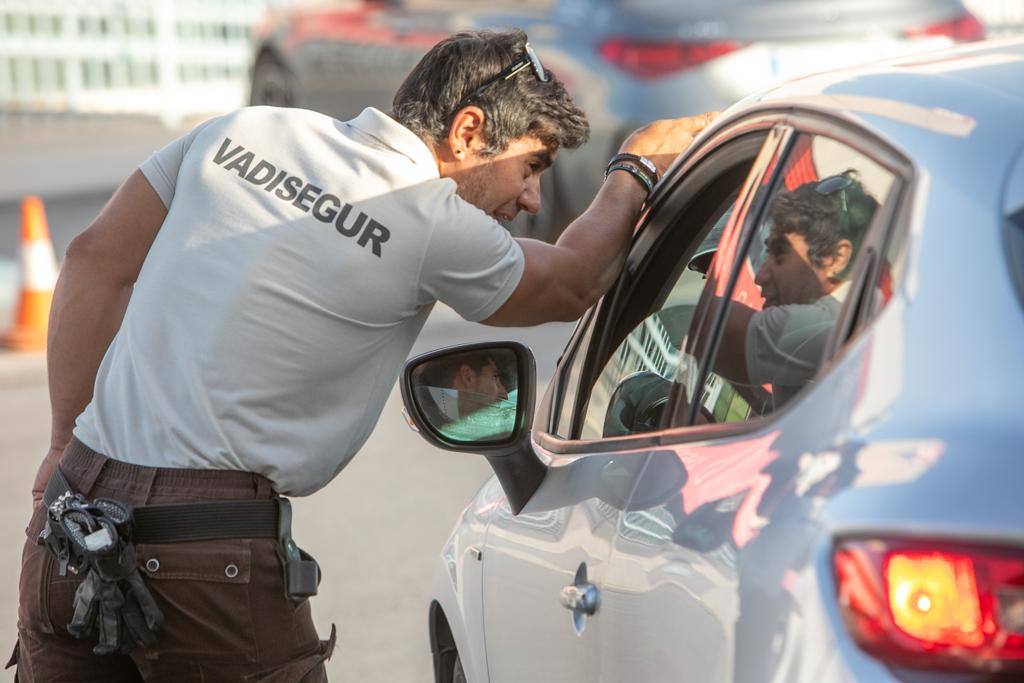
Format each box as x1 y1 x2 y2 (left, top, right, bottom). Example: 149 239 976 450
0 0 284 125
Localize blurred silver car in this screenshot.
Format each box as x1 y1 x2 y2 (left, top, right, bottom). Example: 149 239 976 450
249 0 986 240
399 38 1024 682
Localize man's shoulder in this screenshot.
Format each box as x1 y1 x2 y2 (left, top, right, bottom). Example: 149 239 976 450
212 106 336 136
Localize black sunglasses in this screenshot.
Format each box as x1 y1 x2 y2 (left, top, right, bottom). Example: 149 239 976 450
815 174 854 212
458 42 550 108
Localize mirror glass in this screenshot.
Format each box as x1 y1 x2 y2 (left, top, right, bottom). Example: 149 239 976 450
410 347 520 444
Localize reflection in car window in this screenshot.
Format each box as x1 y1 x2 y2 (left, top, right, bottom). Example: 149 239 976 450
579 203 735 439
694 134 895 423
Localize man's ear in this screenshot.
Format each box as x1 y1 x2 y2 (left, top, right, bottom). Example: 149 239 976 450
446 106 487 161
455 363 476 389
828 239 854 277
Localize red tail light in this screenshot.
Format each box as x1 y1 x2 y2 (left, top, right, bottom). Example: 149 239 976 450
903 12 986 42
598 38 743 79
834 539 1024 672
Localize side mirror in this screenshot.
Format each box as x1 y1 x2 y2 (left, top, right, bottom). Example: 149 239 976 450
400 341 546 513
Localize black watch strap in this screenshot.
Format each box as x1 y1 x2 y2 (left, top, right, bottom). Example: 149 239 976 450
605 162 653 195
608 153 659 184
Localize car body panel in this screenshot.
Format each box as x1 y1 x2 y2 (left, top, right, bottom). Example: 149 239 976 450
422 38 1024 682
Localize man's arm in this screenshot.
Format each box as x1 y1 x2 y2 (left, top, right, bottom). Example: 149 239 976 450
482 114 717 327
33 170 167 502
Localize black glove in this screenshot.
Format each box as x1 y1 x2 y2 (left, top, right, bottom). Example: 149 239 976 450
67 541 163 655
62 502 164 655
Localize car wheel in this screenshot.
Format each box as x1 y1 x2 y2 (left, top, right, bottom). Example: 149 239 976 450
452 653 468 683
250 53 293 107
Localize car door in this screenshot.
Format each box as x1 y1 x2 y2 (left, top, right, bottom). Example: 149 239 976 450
479 125 780 682
599 119 908 682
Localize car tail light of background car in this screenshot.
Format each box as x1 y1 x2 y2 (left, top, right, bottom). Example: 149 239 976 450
598 38 744 79
834 538 1024 673
903 11 987 42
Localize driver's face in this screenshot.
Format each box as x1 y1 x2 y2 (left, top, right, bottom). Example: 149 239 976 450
466 360 508 400
755 230 831 307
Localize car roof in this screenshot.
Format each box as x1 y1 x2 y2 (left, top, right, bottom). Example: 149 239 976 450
765 36 1024 104
724 38 1024 155
706 37 1024 232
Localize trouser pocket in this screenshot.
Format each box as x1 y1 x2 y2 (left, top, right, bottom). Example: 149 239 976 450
134 539 258 662
18 537 81 637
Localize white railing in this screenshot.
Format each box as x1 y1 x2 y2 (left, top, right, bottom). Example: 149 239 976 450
0 0 273 125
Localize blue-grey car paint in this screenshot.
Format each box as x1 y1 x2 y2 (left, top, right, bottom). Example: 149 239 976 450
421 39 1024 683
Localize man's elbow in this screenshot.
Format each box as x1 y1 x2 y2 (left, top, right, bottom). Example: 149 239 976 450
62 231 133 288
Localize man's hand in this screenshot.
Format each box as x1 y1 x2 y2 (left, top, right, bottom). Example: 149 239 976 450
619 112 719 176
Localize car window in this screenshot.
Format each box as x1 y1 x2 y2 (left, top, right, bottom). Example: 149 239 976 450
690 134 896 424
543 132 778 441
579 202 735 439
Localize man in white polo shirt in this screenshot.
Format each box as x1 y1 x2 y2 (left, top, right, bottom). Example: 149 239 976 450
15 28 714 680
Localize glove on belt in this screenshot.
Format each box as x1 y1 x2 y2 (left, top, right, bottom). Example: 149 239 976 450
40 492 164 655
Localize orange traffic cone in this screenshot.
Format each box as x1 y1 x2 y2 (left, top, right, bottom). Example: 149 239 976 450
2 196 58 351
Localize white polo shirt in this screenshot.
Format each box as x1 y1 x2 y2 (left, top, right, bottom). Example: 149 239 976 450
73 106 524 496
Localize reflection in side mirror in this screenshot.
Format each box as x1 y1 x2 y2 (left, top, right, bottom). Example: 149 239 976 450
400 342 544 514
407 346 521 446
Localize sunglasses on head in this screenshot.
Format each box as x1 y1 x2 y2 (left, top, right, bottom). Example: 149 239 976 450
458 42 550 108
815 173 854 212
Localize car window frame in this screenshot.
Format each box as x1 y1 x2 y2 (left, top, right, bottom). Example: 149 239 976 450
537 117 786 452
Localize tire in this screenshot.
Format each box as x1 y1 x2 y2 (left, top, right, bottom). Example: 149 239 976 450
452 653 468 683
249 53 294 107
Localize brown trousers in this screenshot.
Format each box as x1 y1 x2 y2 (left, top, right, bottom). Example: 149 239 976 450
12 439 335 682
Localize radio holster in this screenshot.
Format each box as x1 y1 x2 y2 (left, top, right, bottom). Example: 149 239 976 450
276 498 321 600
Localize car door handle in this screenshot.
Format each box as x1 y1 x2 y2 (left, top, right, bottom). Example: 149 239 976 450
560 562 600 635
559 583 599 615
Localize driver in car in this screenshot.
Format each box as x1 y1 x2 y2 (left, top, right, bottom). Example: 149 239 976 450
16 27 717 680
715 172 879 409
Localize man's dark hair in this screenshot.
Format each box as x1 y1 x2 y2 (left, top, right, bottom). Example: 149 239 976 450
391 29 589 156
419 350 499 389
769 171 879 279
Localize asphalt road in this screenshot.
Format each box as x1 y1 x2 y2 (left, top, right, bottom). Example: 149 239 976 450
0 193 576 681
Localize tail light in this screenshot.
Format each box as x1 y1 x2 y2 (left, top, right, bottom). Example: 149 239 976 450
598 38 743 79
834 538 1024 672
903 12 986 42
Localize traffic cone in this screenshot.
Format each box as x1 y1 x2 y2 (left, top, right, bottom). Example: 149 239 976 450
2 196 58 351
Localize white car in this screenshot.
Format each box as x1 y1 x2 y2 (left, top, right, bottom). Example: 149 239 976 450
401 38 1024 683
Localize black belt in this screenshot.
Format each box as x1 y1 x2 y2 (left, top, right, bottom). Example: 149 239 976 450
43 467 281 544
41 465 320 602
